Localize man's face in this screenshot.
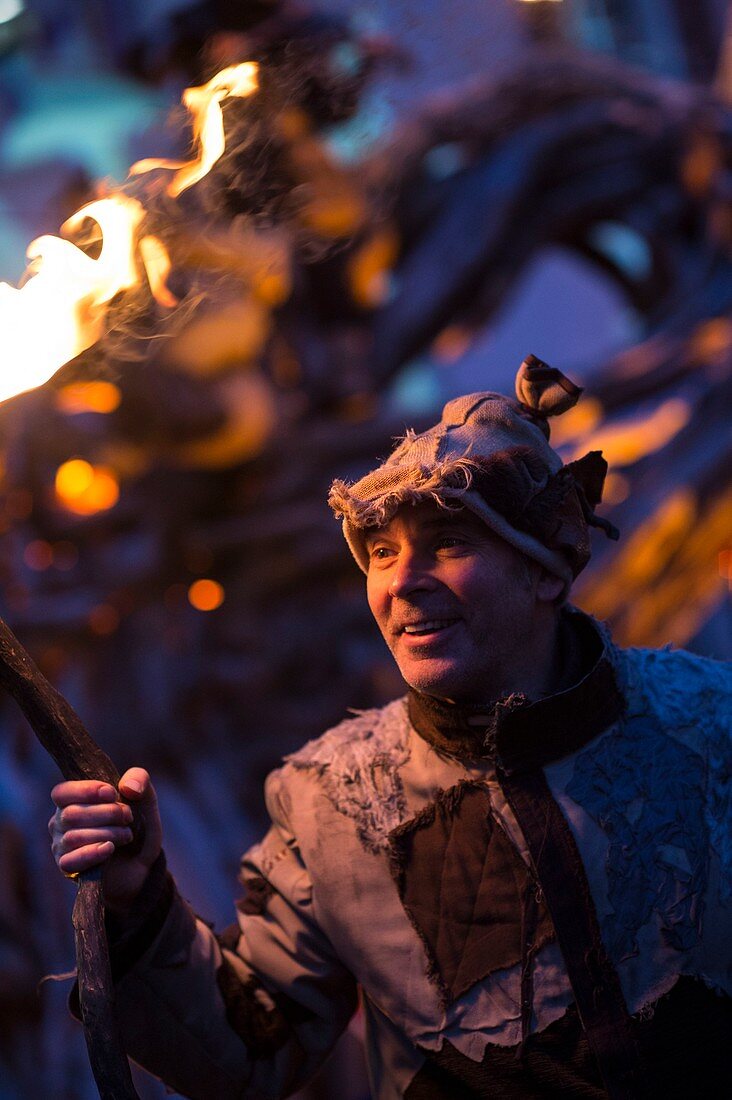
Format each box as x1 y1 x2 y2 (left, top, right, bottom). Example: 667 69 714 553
365 501 556 703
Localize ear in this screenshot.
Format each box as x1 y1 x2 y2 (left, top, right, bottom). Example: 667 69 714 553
536 568 566 604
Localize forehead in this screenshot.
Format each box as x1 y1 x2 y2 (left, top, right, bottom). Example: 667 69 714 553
364 501 484 543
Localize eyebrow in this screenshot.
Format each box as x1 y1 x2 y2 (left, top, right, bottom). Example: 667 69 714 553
364 514 475 546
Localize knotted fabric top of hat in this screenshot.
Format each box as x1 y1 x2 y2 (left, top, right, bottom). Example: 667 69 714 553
329 355 619 594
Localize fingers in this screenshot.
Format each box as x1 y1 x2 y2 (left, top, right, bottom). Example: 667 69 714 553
58 841 115 877
49 779 134 873
53 826 134 856
51 780 117 808
49 769 163 891
55 801 133 830
53 826 134 876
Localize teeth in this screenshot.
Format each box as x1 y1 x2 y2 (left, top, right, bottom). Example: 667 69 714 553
404 620 455 635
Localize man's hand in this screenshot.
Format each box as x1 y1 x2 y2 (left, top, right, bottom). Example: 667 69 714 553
49 768 163 912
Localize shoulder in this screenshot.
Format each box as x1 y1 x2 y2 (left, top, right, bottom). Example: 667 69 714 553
265 697 411 853
282 696 411 774
617 643 730 718
613 643 730 757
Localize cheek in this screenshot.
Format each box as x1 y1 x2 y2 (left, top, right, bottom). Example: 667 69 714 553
366 574 389 630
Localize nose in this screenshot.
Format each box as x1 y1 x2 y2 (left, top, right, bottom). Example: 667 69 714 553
387 551 438 599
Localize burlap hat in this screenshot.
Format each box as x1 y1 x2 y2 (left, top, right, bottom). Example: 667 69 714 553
329 355 618 593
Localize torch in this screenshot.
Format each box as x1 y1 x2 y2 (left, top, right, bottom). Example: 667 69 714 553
0 61 259 1100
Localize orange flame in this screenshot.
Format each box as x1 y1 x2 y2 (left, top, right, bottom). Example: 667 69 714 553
130 62 259 197
0 196 144 403
139 235 179 308
0 61 259 406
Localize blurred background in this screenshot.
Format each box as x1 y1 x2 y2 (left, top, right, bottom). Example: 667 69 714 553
0 0 729 1096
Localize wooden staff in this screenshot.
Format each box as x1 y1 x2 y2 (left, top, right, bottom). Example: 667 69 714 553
0 617 140 1100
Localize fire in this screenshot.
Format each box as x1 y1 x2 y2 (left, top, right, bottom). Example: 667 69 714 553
0 61 259 407
130 63 259 197
139 236 179 309
0 196 144 404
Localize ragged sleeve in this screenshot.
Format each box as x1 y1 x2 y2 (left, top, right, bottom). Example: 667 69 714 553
106 767 359 1099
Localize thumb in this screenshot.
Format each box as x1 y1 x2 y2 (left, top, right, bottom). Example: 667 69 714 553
118 767 156 804
118 767 162 860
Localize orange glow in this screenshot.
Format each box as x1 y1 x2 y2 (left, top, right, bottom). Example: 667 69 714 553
548 397 602 446
300 187 365 238
577 487 732 647
348 229 399 308
56 458 94 498
572 398 690 467
720 550 732 586
623 491 696 587
681 132 720 197
171 297 271 375
256 272 289 307
174 374 275 467
689 317 732 362
431 326 472 364
24 540 53 570
55 459 120 515
602 472 630 505
188 578 225 611
130 63 259 197
57 381 122 415
338 392 377 422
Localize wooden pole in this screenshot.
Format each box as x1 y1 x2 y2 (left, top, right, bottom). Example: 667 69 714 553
0 617 140 1100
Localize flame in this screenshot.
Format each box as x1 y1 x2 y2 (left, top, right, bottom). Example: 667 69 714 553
139 235 179 308
0 61 258 407
0 196 144 403
130 62 259 197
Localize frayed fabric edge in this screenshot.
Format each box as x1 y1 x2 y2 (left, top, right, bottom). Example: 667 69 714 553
631 970 730 1021
328 458 478 530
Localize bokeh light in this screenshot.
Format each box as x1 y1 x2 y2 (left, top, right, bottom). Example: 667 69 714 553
55 459 120 515
188 578 225 611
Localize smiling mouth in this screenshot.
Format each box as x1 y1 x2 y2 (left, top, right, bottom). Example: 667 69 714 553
401 618 459 637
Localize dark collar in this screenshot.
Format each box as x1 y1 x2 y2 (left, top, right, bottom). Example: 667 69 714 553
407 609 624 774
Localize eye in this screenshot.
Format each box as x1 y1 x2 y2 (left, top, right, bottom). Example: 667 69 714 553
435 535 465 550
368 545 394 561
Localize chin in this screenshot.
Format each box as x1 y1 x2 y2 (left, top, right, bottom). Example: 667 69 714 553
398 660 467 700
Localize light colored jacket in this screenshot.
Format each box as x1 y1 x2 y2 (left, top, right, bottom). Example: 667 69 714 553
109 620 731 1099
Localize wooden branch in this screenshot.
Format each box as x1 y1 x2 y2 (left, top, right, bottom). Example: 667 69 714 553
0 617 140 1100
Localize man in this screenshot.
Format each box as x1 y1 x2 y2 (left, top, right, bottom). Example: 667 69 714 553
50 357 731 1099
